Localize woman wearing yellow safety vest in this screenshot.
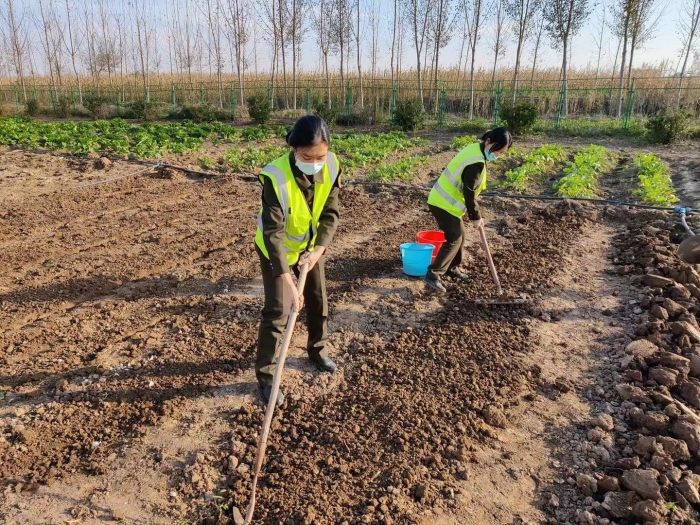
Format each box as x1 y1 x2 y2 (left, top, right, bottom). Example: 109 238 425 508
425 127 513 293
254 116 340 406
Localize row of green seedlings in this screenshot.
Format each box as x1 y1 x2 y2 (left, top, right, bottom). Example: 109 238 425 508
502 144 567 193
204 131 428 177
0 116 288 158
554 145 615 198
633 153 678 206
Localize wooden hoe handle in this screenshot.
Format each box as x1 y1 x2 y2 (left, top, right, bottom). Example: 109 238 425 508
244 264 309 524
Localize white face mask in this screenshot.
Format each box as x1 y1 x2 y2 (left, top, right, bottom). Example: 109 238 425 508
295 155 325 176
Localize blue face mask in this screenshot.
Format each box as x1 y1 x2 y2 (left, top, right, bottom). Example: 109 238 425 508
485 149 498 162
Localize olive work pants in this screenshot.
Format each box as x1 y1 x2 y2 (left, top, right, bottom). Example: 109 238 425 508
426 204 468 279
255 246 329 386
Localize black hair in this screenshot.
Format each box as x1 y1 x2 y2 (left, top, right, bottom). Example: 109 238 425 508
285 115 331 148
481 127 513 151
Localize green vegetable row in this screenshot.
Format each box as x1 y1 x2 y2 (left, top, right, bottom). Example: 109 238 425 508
554 145 614 198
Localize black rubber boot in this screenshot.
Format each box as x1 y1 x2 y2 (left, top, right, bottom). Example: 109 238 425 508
260 385 285 407
310 355 337 373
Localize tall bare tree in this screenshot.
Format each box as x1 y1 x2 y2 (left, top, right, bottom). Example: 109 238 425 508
3 0 29 101
368 0 381 79
36 0 63 88
489 0 507 87
529 10 546 97
352 0 365 107
505 0 540 101
590 3 608 87
613 0 634 116
289 0 308 109
390 0 398 82
223 0 250 105
311 0 335 107
543 0 592 116
625 0 663 87
465 0 487 118
61 0 84 103
429 0 455 108
404 0 433 103
677 0 700 106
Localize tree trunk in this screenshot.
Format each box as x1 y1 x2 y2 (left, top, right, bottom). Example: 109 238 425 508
678 2 700 107
616 6 631 117
561 37 568 117
391 0 397 84
278 0 288 109
356 0 363 108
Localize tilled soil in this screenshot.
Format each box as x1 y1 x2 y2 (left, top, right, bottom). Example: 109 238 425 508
4 140 699 525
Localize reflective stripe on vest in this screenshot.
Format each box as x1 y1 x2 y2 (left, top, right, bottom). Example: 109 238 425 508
427 142 486 218
255 152 339 264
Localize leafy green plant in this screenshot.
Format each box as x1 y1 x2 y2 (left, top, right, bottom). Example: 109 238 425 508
450 135 477 150
83 94 111 120
503 144 567 192
332 131 427 171
197 156 216 170
240 125 288 142
500 103 538 135
224 144 287 172
366 156 427 182
25 99 39 117
633 153 678 205
554 145 614 198
393 98 425 131
247 93 272 124
645 112 689 144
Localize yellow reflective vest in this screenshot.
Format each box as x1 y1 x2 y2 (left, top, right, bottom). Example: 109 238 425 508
427 142 487 218
254 152 340 266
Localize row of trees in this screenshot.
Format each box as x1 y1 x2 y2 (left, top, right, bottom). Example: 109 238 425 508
0 0 699 116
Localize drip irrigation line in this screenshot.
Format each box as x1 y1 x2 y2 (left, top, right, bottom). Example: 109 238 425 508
345 180 691 213
61 165 157 191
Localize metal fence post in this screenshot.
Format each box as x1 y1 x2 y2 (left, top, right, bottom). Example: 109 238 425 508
199 83 204 104
145 85 150 104
438 83 447 127
230 83 236 120
555 79 565 130
116 89 121 116
71 88 76 112
306 81 311 114
390 81 397 123
346 81 352 123
171 83 176 112
50 87 56 112
493 80 503 127
267 82 273 110
624 78 636 131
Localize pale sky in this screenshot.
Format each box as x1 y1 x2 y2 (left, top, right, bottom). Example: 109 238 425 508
0 0 694 80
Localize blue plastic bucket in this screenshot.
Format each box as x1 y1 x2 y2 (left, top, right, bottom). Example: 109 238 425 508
400 242 434 277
